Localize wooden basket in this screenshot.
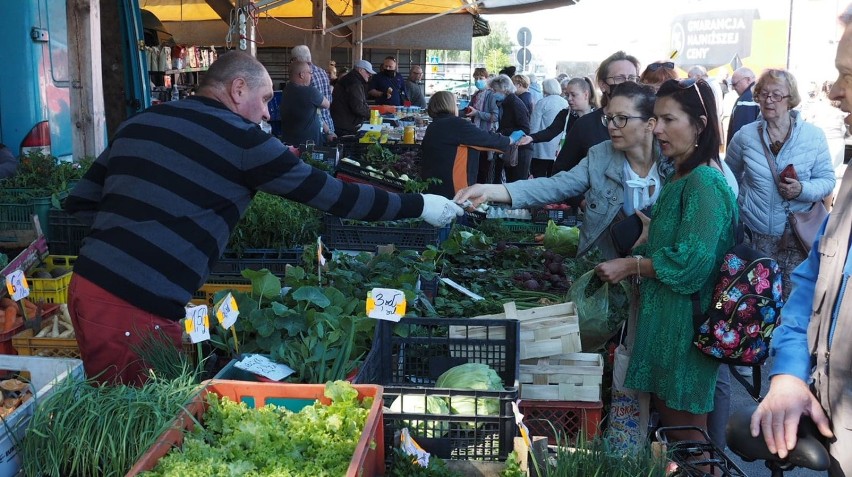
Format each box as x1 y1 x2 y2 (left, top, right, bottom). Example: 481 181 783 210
450 302 582 361
519 353 604 401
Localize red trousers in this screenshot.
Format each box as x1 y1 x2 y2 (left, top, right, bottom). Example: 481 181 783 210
67 274 183 386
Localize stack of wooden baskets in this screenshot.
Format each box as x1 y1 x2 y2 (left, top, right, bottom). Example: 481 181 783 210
453 301 605 444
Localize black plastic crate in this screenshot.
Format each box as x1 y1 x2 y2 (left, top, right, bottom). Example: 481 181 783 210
338 142 422 164
322 215 450 252
354 317 520 462
532 207 580 227
334 161 406 192
209 248 303 277
47 209 88 255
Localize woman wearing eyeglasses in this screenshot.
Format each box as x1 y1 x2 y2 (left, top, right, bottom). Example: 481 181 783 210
639 61 679 91
595 78 738 451
520 77 598 178
455 82 670 260
726 69 835 298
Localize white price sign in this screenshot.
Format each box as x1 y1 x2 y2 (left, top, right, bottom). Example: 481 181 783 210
366 288 406 322
183 305 210 343
4 270 30 301
214 293 239 329
235 354 295 381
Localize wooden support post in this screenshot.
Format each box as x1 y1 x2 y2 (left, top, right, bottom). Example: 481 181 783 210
99 0 126 139
515 436 548 477
353 0 363 61
67 0 106 159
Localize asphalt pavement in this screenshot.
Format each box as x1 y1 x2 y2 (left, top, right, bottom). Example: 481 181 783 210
721 357 827 477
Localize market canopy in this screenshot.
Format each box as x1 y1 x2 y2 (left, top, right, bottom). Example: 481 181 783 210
140 0 577 21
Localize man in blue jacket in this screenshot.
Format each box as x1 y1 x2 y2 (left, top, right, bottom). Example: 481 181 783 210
726 67 760 146
750 6 852 475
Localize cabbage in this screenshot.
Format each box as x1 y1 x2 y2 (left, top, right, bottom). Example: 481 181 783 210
435 363 504 418
544 220 580 257
389 394 450 438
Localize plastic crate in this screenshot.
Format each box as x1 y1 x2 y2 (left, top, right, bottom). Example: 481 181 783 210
0 191 67 243
12 328 80 359
334 165 406 192
47 209 88 256
354 317 520 462
323 215 450 252
517 399 603 446
190 280 253 306
0 324 25 355
127 380 385 477
26 255 76 304
210 248 303 277
532 208 580 227
0 355 83 476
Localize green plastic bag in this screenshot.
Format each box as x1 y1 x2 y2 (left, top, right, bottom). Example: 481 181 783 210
569 270 627 351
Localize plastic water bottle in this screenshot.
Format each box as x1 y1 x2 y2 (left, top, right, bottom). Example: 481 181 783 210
170 84 179 101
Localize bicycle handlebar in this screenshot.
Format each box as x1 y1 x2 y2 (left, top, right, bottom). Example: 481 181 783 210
725 403 830 471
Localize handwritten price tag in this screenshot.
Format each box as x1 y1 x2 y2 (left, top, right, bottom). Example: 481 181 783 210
183 305 210 343
366 288 406 322
235 354 295 381
4 270 30 301
214 293 239 329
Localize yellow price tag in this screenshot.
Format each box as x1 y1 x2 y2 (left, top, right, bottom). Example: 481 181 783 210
367 288 406 322
184 305 210 343
184 318 194 333
5 270 30 301
214 293 239 328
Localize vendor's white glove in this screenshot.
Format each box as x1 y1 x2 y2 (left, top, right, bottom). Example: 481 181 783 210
420 194 464 226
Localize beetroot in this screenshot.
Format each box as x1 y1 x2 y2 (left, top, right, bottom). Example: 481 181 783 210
524 279 540 290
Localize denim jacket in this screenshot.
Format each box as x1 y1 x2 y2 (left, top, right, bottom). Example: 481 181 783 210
505 140 670 259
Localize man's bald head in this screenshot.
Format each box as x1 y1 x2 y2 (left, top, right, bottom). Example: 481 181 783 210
731 67 756 95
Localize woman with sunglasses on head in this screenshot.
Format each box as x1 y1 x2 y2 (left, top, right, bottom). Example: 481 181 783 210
726 69 835 298
639 61 679 91
595 78 738 453
455 82 670 260
520 77 598 178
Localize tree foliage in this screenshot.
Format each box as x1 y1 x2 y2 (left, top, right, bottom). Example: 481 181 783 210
473 21 513 72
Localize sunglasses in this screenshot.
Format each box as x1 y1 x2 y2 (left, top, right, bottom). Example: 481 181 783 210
647 62 675 72
675 78 708 117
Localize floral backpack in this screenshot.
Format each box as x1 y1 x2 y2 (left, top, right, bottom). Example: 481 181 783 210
691 231 784 400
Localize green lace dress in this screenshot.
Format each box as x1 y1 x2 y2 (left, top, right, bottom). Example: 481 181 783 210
625 165 738 414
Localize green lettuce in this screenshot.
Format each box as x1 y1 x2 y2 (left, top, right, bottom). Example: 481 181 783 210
544 220 580 257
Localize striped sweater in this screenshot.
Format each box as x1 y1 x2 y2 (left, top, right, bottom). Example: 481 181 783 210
65 96 423 320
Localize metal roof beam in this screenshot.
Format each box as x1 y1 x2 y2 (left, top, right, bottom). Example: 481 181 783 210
324 0 416 33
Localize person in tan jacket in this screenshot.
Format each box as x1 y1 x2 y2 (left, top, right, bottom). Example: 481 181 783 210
750 6 852 474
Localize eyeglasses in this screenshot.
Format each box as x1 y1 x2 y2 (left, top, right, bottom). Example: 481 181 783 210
675 78 708 117
758 91 792 103
647 62 675 72
605 74 640 84
601 114 647 128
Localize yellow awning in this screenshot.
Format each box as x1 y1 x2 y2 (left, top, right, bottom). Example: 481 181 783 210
140 0 479 21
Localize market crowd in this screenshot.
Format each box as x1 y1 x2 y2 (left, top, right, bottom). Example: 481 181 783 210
55 6 852 474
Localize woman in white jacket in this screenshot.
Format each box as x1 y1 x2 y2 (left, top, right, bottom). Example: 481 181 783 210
529 79 569 177
726 69 836 298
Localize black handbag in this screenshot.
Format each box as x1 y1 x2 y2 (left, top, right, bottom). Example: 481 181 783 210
609 207 652 257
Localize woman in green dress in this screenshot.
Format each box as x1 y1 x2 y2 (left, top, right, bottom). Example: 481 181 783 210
595 78 738 444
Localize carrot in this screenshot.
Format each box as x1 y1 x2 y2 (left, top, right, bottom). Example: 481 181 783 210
0 298 15 309
21 298 37 318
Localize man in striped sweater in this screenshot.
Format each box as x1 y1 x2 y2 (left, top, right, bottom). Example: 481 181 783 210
64 51 462 385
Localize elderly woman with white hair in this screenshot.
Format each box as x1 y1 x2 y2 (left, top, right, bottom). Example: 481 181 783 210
490 74 532 182
529 79 569 177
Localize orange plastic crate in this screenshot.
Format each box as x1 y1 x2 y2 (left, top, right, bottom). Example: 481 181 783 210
126 380 385 477
12 328 80 359
518 399 603 446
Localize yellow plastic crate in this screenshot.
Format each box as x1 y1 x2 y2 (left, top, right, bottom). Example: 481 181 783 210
27 255 77 304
